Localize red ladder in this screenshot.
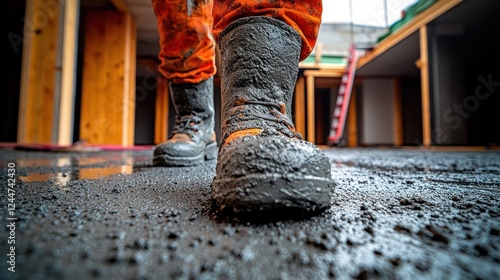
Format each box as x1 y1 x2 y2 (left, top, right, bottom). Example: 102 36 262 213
328 44 359 145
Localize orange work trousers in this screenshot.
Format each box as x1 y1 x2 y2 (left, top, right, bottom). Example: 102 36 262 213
152 0 322 84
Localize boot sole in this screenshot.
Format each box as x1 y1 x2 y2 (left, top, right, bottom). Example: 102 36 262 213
211 173 335 213
153 142 218 167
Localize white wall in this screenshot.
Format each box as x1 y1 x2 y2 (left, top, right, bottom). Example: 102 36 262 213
360 78 395 145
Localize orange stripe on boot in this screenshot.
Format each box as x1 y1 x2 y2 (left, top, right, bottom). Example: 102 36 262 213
223 128 263 146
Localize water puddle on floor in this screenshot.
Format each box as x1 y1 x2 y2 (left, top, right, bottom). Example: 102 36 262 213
17 154 136 188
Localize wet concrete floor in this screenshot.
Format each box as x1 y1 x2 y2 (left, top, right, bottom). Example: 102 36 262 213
0 147 499 280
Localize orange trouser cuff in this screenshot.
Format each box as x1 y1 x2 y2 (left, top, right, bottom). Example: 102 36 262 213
152 0 216 84
212 1 322 61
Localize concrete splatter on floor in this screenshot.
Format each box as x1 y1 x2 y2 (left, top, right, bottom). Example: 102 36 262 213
0 148 499 279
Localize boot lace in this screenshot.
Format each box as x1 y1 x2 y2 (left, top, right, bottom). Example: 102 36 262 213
172 114 202 138
226 97 303 140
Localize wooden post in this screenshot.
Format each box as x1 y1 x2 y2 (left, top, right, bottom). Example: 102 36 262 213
294 76 306 138
125 12 136 144
306 74 316 143
419 25 432 146
57 0 79 145
347 83 358 147
393 78 404 146
155 77 169 144
79 11 136 146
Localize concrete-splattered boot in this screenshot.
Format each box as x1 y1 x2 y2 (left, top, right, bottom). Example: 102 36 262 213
211 17 335 213
153 77 217 167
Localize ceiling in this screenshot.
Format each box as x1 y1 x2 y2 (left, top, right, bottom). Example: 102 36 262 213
356 31 420 77
356 0 500 77
122 0 161 58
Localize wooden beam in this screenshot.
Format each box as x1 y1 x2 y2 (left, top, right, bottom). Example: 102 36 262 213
393 78 404 146
57 0 79 145
155 77 169 144
124 12 136 145
419 26 432 146
301 69 345 78
18 0 60 144
79 11 137 146
358 0 463 70
306 74 315 143
294 76 306 138
347 83 358 147
299 63 346 71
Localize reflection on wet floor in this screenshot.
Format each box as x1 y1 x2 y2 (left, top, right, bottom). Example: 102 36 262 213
16 152 138 187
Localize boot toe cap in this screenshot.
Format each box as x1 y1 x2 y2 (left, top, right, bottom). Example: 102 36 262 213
154 141 203 158
153 140 206 167
211 136 335 213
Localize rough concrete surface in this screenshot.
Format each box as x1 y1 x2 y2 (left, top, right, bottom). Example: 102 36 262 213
0 147 499 280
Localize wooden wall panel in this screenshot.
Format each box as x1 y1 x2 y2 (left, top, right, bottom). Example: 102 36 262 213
18 0 61 144
80 11 136 146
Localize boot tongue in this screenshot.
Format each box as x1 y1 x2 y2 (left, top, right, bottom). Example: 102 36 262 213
173 94 199 115
171 86 207 115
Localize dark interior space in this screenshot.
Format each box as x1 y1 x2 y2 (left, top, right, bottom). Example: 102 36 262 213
464 15 500 146
314 88 333 145
134 77 157 145
402 77 423 145
1 1 26 142
428 0 500 146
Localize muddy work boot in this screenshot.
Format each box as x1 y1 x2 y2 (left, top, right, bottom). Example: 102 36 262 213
211 17 335 214
153 77 217 167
